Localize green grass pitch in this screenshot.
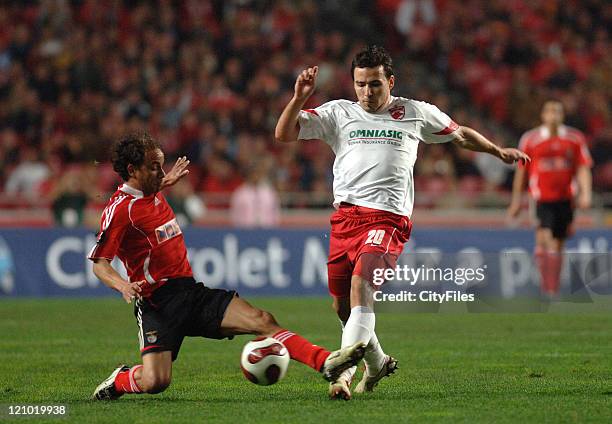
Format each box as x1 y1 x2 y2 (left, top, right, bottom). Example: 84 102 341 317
1 297 612 423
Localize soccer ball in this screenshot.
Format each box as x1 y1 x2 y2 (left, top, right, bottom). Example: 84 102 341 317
240 337 290 386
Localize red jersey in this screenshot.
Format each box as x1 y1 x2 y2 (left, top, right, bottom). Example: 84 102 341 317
518 125 592 202
88 184 192 294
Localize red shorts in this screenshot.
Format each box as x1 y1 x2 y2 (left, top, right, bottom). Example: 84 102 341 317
327 203 412 298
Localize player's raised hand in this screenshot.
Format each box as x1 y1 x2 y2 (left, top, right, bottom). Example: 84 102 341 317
499 148 531 165
294 66 318 101
161 156 190 189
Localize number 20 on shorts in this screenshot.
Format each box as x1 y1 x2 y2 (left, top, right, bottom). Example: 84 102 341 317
365 229 386 245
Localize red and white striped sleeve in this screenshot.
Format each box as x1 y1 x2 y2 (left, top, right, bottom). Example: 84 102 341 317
297 100 338 143
88 194 131 261
417 101 459 144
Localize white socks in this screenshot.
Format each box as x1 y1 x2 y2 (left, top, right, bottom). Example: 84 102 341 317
341 306 374 348
339 306 386 379
363 331 386 376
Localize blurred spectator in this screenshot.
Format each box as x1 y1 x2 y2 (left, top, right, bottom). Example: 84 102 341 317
475 149 513 192
416 144 456 185
415 143 457 206
0 128 21 186
4 147 49 199
230 160 280 228
395 0 437 36
591 128 612 198
166 178 207 227
199 155 242 208
49 167 89 227
0 0 608 217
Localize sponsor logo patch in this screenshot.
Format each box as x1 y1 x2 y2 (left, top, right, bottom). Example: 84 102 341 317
155 218 182 244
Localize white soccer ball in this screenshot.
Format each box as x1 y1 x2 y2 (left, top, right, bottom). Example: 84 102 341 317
240 337 290 386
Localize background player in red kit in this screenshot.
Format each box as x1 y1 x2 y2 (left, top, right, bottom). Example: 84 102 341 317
508 100 593 296
89 133 365 400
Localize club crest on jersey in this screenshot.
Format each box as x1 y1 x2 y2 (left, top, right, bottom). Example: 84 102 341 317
146 331 158 343
389 105 405 120
155 218 182 244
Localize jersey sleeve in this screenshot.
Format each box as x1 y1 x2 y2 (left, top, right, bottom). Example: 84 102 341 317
297 101 338 144
417 101 460 144
87 197 130 261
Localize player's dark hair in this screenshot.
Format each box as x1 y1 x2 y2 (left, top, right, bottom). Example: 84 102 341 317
542 98 564 109
351 45 394 80
111 132 161 181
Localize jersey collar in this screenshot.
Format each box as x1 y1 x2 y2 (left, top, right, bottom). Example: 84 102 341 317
120 183 144 199
539 124 567 139
378 95 396 114
360 95 396 115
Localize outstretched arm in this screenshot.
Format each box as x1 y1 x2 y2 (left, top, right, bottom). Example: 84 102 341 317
452 126 531 165
275 66 318 143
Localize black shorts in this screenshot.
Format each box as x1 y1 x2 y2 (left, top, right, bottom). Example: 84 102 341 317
536 200 574 239
134 277 236 361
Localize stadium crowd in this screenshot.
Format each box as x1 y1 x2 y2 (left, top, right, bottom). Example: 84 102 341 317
0 0 610 223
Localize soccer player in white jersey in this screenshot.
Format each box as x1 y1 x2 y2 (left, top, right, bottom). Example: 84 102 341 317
275 45 530 400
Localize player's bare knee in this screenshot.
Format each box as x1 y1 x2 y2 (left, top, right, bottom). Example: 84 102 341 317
252 309 278 334
261 310 278 330
142 374 171 394
151 379 171 394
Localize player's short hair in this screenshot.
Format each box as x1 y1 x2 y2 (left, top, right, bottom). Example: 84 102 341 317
351 45 394 80
111 132 161 181
542 99 564 110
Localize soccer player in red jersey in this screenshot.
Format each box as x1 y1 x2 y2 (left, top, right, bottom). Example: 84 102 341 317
90 133 366 400
508 100 592 296
275 46 530 399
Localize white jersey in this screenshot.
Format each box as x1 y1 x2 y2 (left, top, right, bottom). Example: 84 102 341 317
297 96 458 217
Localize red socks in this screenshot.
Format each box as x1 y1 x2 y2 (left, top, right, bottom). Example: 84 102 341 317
544 252 562 294
114 365 143 394
535 249 562 295
274 329 331 372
